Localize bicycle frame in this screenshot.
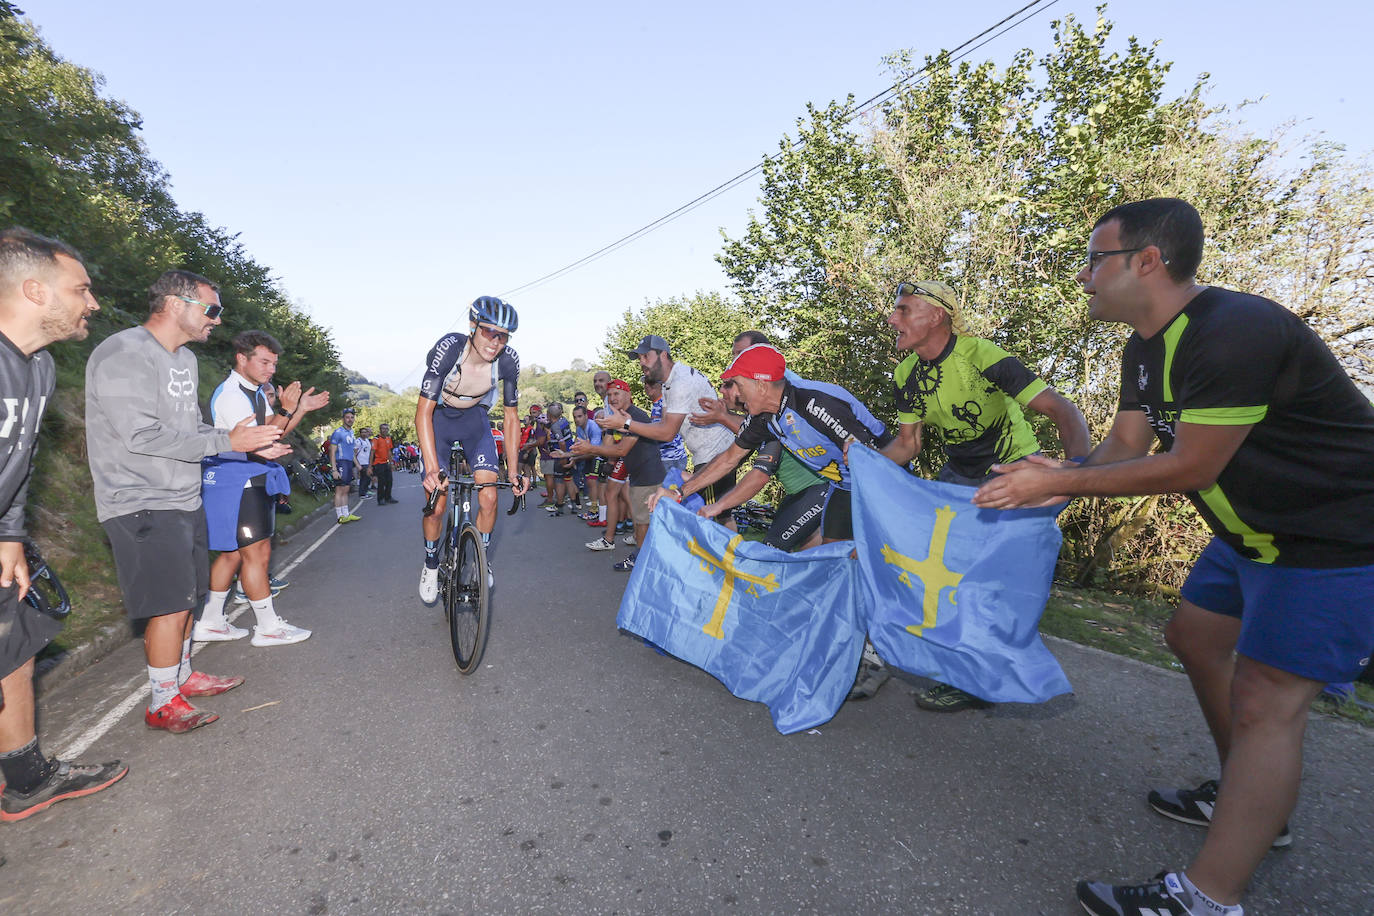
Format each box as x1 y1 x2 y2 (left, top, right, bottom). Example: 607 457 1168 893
421 441 520 673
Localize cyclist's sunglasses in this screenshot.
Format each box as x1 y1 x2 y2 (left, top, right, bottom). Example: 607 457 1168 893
893 281 955 316
476 324 510 344
176 295 225 319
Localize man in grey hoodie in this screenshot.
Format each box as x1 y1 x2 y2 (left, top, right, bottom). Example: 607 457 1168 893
86 269 286 733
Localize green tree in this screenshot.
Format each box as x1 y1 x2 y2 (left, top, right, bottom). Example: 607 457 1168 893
0 10 351 642
717 7 1374 590
597 292 761 400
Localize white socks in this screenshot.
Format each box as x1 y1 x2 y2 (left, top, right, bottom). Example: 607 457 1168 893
249 596 281 631
202 589 230 626
148 664 179 711
1173 872 1243 916
336 505 347 520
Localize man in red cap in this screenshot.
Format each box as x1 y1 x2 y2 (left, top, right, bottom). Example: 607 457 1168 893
666 344 892 544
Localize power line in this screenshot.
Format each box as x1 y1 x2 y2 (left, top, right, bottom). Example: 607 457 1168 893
495 0 1061 301
394 0 1062 387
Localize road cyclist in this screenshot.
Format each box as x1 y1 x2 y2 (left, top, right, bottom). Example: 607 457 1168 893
414 296 531 606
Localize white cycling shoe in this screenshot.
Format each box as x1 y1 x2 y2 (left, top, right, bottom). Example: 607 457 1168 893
419 565 439 605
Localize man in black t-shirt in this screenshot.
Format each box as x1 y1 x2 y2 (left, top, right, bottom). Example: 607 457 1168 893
0 228 127 820
976 198 1374 916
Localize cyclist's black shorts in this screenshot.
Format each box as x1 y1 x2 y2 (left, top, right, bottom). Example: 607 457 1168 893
764 482 828 551
432 405 499 475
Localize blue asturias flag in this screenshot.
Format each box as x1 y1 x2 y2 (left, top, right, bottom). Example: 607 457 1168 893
616 500 865 734
849 445 1071 704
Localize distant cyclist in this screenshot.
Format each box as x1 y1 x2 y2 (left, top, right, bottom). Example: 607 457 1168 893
415 296 531 603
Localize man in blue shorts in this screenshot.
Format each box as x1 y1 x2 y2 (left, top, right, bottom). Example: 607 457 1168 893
327 408 361 524
415 296 531 603
197 329 328 647
975 198 1374 916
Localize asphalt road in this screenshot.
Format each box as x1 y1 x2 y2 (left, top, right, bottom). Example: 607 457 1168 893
6 474 1372 915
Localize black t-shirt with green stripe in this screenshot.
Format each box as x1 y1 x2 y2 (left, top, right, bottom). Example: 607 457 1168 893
1119 286 1374 567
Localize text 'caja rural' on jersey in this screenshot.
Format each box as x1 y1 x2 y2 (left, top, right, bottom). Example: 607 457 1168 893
734 378 892 490
1120 286 1374 568
893 334 1047 479
419 332 520 412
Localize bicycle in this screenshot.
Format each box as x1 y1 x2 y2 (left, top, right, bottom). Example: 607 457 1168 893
731 500 776 533
297 459 335 495
422 442 524 673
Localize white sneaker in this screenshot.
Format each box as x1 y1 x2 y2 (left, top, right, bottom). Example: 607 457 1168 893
621 534 637 546
250 620 312 647
193 619 249 642
419 565 439 605
585 537 614 551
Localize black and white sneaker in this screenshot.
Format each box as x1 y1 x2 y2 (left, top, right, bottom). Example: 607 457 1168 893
1148 779 1291 847
846 662 890 701
1077 871 1196 916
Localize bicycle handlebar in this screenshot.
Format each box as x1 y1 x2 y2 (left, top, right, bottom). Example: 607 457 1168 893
422 471 524 517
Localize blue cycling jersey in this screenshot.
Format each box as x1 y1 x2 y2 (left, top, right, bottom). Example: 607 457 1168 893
734 378 891 490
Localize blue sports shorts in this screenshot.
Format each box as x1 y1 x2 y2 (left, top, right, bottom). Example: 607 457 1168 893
1181 537 1374 683
431 405 499 475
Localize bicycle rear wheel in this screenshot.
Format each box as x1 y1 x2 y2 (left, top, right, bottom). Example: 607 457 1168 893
447 523 490 674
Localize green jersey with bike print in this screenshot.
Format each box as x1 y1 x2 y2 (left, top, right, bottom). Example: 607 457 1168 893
892 334 1048 480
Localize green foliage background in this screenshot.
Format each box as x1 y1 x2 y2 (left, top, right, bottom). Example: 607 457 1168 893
606 9 1373 593
1 10 350 642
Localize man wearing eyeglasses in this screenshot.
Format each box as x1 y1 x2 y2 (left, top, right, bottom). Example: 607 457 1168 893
974 198 1374 916
415 296 530 604
87 269 288 733
869 277 1091 711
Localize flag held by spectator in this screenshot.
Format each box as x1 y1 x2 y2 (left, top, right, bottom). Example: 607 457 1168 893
849 445 1072 704
616 500 864 733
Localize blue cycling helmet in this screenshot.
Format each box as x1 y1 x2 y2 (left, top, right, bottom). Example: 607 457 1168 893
469 296 518 334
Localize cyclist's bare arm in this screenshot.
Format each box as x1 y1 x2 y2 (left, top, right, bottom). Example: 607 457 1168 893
415 396 442 494
502 404 530 497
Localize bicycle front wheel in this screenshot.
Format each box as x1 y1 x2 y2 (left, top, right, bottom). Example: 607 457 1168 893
447 524 490 674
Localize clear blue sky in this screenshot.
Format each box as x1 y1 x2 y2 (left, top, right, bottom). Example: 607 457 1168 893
30 1 1374 392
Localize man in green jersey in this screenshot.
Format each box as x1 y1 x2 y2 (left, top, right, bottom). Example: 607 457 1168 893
858 279 1091 711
